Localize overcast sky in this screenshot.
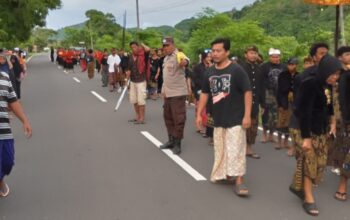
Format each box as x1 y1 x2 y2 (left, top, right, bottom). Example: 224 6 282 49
46 0 256 30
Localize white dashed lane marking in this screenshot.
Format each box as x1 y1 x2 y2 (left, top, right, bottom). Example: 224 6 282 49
73 77 81 83
91 91 107 103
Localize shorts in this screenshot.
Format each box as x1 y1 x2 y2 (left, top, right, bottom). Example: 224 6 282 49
0 139 15 180
129 81 147 105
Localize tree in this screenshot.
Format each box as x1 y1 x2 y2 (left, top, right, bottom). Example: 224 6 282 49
187 13 233 61
0 0 61 46
95 35 117 50
115 31 133 50
31 28 57 50
61 28 90 48
187 11 305 62
133 29 163 48
85 9 121 38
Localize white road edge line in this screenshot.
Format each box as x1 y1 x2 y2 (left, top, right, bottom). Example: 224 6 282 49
26 55 35 63
91 91 107 103
141 131 207 182
26 53 44 63
73 77 81 83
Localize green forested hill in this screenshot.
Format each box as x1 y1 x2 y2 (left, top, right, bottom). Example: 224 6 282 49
231 0 349 42
52 22 86 41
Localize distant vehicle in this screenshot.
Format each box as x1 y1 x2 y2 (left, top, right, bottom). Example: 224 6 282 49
43 47 50 51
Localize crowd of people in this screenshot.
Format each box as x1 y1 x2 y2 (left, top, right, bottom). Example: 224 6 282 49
200 41 349 217
52 37 350 216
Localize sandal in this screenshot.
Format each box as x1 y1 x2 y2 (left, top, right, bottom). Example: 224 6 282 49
134 121 146 125
289 185 304 200
128 119 137 123
334 191 347 201
269 138 277 143
246 153 261 159
302 202 319 216
275 146 283 150
234 184 249 197
287 148 296 157
0 182 10 198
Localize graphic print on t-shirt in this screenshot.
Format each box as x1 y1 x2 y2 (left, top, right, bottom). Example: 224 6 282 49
268 68 283 90
209 74 231 104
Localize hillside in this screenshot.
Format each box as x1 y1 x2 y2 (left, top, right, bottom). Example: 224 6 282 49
231 0 349 41
52 22 85 41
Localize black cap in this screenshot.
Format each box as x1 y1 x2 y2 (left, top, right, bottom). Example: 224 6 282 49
287 57 299 65
318 54 342 84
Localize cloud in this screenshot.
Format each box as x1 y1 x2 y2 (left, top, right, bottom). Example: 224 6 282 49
46 0 256 30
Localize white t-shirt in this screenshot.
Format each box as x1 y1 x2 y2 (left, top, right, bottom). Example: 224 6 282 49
107 54 121 73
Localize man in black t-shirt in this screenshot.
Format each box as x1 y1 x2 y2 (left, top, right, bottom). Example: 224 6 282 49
196 38 252 197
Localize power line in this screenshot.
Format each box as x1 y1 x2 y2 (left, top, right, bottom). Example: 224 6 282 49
138 0 201 15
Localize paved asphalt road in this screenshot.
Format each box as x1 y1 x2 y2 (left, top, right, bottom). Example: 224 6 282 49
0 54 349 220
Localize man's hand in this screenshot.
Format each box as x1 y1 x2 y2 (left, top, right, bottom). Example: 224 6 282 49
330 121 337 137
141 43 150 52
188 87 193 97
242 116 251 129
260 107 265 115
179 59 188 68
196 115 203 131
302 138 312 151
23 122 32 138
126 70 131 79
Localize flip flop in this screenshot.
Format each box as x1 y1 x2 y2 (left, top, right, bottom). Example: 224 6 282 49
287 149 296 157
289 185 305 200
269 139 277 143
334 191 347 201
275 146 283 150
128 119 137 123
134 121 146 125
246 153 261 159
260 138 268 143
0 183 10 198
234 184 249 197
302 202 319 216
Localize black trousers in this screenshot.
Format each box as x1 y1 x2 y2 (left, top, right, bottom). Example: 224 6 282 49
163 96 187 139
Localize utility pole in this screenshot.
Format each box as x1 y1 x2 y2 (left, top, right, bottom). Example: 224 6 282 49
89 21 94 49
340 4 346 46
335 5 340 53
122 10 127 49
136 0 140 30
